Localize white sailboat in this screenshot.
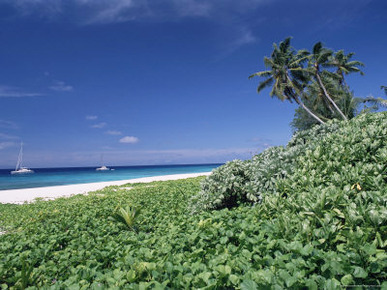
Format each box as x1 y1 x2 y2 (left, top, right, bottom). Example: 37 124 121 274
11 142 34 175
96 165 110 171
96 154 111 171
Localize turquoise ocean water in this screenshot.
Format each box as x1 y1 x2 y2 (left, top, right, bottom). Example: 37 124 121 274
0 164 221 190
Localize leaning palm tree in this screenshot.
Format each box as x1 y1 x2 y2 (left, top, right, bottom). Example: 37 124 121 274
329 50 364 88
306 42 348 121
249 37 325 124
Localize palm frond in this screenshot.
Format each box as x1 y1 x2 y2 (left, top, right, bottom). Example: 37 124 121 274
110 206 140 230
361 96 387 108
249 70 272 79
257 77 274 92
346 60 364 67
312 42 323 55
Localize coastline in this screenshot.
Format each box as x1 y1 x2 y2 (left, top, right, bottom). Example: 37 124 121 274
0 172 211 204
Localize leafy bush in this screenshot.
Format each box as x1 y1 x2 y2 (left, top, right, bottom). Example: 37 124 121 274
191 112 387 212
190 159 253 211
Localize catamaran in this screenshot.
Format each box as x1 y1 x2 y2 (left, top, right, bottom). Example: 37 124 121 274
11 142 34 174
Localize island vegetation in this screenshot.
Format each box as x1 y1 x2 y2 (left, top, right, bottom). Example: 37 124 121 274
0 38 386 289
249 37 387 131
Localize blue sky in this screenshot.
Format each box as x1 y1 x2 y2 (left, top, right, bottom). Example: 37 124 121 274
0 0 386 168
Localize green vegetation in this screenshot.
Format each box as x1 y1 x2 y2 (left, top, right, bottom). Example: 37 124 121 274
249 37 386 131
0 112 386 288
192 112 386 212
109 206 141 231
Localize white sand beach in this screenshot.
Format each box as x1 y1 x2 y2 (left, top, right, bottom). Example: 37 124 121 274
0 172 211 204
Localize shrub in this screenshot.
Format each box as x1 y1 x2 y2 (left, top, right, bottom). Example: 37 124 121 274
191 112 387 212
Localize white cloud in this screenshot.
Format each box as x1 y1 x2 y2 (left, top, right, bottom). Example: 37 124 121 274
4 0 266 55
248 136 273 147
171 0 211 17
5 0 269 24
91 122 107 128
49 81 73 92
86 115 98 120
233 27 256 47
106 130 122 135
0 120 18 129
0 133 18 140
0 85 43 98
83 0 139 24
119 136 139 144
0 142 16 150
214 26 257 60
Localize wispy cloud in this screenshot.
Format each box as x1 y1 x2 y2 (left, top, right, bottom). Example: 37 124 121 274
83 0 140 24
217 26 257 59
106 130 122 135
86 115 98 120
172 0 211 18
248 137 273 146
49 81 73 92
0 85 43 98
0 120 18 129
4 0 266 56
4 0 269 24
232 27 256 48
119 136 139 144
0 141 17 150
0 133 18 140
91 122 107 128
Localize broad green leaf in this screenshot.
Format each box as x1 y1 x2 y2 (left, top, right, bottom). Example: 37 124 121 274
240 279 258 290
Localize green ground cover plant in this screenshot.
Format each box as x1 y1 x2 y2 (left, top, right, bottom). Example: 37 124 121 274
1 112 386 289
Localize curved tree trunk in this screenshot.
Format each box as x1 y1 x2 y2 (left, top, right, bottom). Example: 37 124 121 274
293 95 325 124
285 73 325 125
316 73 348 121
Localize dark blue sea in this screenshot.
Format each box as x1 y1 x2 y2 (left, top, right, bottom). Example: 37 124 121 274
0 164 221 190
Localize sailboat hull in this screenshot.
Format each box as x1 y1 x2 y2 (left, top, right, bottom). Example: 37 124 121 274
96 166 110 171
11 168 34 174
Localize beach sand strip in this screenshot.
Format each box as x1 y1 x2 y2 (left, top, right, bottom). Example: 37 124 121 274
0 172 211 204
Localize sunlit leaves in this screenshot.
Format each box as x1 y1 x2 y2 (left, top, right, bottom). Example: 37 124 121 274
110 206 140 230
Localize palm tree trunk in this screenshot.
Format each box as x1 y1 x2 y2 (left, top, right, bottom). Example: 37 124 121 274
284 73 325 124
322 95 335 114
316 73 348 121
293 95 325 124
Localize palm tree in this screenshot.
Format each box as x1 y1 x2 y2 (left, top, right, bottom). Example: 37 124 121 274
249 38 325 124
329 50 364 88
307 42 348 121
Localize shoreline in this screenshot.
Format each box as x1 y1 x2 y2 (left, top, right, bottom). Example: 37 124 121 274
0 172 211 204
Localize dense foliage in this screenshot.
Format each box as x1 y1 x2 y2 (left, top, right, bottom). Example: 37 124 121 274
0 113 386 288
193 112 386 211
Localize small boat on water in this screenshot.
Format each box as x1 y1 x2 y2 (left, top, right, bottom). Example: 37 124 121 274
11 142 34 175
96 165 110 171
96 154 113 171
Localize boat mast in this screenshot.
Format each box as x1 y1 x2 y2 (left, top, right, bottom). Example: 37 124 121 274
15 142 23 171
